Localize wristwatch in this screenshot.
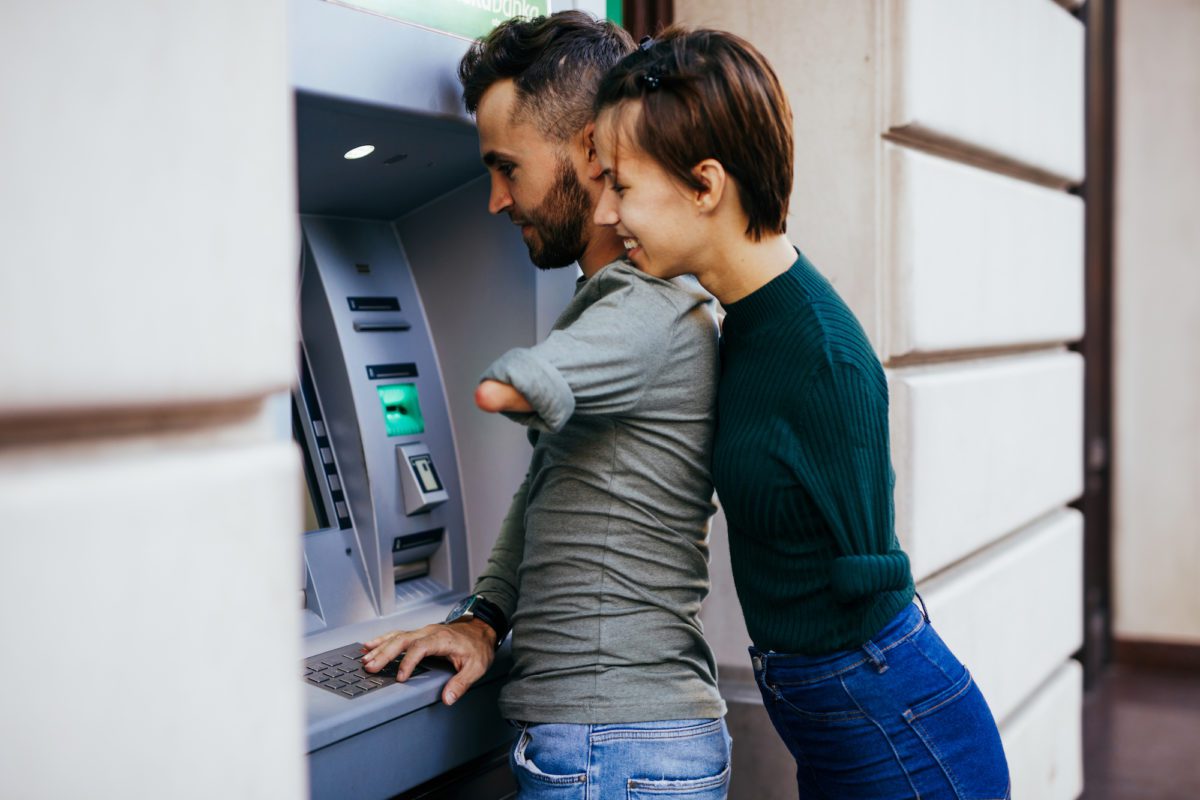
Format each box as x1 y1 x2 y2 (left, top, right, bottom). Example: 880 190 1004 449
444 593 510 647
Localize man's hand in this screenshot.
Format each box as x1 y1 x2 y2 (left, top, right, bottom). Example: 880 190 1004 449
361 618 498 706
475 379 533 414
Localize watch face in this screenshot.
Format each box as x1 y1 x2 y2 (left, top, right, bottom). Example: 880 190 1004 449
446 595 475 622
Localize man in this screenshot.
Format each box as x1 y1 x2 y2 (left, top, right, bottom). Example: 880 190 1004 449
362 12 730 795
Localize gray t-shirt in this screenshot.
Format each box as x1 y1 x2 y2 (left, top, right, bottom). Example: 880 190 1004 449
475 260 725 724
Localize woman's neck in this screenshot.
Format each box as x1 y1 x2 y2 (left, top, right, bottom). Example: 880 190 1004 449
692 233 798 306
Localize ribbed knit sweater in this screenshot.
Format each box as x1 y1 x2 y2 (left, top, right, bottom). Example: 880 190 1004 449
713 251 915 655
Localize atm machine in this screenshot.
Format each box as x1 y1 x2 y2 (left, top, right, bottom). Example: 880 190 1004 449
288 2 575 797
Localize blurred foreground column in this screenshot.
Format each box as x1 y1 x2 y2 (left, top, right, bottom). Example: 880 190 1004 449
0 3 306 798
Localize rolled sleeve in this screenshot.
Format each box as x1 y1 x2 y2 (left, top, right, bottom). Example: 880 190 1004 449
482 348 576 433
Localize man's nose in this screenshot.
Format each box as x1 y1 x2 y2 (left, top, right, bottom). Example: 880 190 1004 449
594 188 619 227
488 177 513 215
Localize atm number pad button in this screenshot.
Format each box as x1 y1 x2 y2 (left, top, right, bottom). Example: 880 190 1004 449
302 643 428 699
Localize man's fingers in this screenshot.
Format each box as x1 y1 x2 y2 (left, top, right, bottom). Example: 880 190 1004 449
361 634 410 672
395 641 433 682
442 662 487 706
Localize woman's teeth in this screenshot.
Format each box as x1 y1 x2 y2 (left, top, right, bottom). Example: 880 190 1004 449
624 238 640 251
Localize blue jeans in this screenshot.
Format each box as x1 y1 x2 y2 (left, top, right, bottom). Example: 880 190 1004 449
751 603 1010 799
508 718 731 799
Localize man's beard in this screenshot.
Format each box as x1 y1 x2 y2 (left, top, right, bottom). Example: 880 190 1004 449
520 157 590 269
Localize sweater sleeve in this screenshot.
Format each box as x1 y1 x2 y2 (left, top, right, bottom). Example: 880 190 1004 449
481 271 676 433
799 360 911 603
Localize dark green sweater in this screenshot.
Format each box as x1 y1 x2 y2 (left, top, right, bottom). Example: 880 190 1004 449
713 251 914 655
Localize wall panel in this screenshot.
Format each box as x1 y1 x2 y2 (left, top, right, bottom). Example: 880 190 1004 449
0 2 297 417
921 509 1083 723
1001 660 1084 800
887 145 1084 356
890 352 1083 579
0 435 306 799
888 0 1085 182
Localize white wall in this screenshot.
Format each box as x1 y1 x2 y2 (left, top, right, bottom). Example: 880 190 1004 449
1113 0 1200 646
677 2 1085 798
0 3 305 798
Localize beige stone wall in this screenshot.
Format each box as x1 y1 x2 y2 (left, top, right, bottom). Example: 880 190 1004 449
1113 0 1200 646
0 3 306 798
677 2 1086 797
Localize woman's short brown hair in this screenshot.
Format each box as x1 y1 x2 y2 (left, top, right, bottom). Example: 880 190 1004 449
594 27 793 240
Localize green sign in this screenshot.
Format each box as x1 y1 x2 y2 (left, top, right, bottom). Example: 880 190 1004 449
326 0 552 40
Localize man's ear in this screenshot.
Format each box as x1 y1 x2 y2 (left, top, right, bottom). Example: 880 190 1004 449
692 159 727 213
582 121 603 179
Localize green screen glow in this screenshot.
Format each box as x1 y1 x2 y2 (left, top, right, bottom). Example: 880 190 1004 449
377 383 425 437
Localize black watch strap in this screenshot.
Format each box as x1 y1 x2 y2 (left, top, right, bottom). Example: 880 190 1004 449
467 595 510 647
446 594 510 647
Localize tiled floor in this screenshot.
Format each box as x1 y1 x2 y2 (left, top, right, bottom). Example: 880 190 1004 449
1083 664 1200 799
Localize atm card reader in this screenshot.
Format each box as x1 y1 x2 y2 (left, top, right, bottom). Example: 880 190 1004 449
398 442 447 515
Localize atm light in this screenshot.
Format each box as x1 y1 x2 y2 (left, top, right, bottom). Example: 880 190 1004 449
344 145 376 160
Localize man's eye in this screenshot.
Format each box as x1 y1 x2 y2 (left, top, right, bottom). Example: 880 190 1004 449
499 163 516 178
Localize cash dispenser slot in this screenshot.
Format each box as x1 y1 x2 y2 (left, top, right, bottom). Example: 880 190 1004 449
368 363 419 380
354 320 411 332
391 530 440 584
347 296 400 311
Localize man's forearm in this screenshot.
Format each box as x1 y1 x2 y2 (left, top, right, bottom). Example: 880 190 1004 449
471 471 531 621
475 379 532 413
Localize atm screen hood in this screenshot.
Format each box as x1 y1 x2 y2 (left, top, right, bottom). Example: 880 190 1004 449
295 91 485 220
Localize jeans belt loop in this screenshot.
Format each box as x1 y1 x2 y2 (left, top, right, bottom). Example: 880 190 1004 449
914 590 932 623
862 639 888 674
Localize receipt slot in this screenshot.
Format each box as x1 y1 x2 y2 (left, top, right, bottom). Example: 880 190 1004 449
398 443 448 515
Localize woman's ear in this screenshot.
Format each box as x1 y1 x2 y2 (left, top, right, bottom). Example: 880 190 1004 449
692 159 727 213
582 121 604 179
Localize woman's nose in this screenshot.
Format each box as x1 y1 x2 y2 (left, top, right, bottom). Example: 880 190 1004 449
594 188 619 227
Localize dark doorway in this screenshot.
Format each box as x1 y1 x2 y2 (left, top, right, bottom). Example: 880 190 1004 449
622 0 673 41
1073 0 1116 686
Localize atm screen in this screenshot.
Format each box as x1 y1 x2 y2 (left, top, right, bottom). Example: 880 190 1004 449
377 383 426 436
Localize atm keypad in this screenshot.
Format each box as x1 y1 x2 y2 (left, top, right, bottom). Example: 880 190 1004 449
303 643 428 699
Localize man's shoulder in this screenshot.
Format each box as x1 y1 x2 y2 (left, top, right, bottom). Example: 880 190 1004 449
588 261 715 325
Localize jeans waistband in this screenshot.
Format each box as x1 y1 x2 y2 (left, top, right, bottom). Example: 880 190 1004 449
749 602 927 683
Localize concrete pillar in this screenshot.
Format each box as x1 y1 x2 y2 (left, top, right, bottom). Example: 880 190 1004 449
0 3 305 797
1112 0 1200 650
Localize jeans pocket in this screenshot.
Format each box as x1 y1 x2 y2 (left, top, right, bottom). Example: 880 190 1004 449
767 675 867 723
903 669 1010 800
627 764 730 799
511 727 587 797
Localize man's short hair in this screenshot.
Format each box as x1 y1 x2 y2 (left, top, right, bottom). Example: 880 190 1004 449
459 10 635 142
594 27 794 241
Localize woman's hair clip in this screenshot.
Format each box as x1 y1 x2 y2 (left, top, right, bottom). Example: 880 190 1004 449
637 67 663 91
638 35 656 51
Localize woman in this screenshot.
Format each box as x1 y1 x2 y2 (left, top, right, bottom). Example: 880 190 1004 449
591 28 1011 799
